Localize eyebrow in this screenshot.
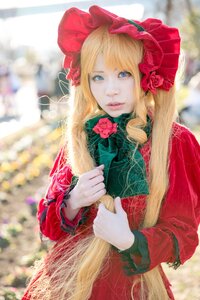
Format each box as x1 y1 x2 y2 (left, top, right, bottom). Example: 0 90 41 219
91 71 104 73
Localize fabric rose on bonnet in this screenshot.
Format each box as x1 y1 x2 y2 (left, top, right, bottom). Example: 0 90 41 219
146 71 164 94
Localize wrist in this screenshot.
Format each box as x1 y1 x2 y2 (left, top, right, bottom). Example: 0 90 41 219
117 232 135 251
63 193 80 221
68 189 79 210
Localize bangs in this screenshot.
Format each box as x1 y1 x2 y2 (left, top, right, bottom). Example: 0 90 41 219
81 26 143 75
103 31 141 73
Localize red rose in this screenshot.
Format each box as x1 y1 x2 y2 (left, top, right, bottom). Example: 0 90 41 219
93 118 117 138
143 71 164 94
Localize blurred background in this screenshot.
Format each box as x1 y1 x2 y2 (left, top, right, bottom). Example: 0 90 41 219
0 1 199 299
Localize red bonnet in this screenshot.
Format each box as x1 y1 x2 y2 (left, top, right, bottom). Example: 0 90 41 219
58 5 181 94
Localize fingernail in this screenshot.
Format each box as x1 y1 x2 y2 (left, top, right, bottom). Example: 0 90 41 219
97 164 104 169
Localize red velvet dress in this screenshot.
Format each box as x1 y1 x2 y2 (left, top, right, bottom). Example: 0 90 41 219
23 123 200 300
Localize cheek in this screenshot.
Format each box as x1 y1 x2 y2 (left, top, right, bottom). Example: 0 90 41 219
127 78 135 90
89 82 95 97
124 80 135 101
90 84 103 101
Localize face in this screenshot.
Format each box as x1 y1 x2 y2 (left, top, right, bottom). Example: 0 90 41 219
89 55 135 117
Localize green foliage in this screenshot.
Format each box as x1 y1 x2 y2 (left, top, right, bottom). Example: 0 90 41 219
1 288 23 300
181 9 200 59
8 273 28 288
3 290 18 300
6 224 22 238
0 236 10 250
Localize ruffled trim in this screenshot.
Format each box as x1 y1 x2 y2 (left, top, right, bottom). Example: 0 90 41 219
39 199 56 226
117 230 150 275
167 234 181 269
59 190 89 235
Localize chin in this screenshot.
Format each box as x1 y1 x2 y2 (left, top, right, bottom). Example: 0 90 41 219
109 112 123 117
107 110 131 118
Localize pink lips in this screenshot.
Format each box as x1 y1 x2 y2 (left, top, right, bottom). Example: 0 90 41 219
107 102 124 110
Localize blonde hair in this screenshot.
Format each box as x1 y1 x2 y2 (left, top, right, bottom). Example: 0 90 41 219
26 26 176 299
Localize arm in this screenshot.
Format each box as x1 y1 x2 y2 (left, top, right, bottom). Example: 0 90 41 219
119 126 200 274
37 148 106 241
37 148 83 241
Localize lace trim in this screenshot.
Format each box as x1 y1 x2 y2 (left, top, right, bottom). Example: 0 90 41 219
117 230 150 276
167 234 181 269
60 190 90 235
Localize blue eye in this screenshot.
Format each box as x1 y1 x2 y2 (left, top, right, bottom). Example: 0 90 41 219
118 71 132 78
91 75 104 81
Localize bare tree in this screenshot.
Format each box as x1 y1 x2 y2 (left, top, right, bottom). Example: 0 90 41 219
165 0 173 24
185 0 193 13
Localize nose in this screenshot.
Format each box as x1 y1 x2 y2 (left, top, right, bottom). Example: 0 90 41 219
105 79 119 96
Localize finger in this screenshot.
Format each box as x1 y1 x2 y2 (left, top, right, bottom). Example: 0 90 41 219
82 167 104 180
89 189 106 204
114 197 124 214
98 203 105 211
91 182 105 194
88 174 104 187
97 165 104 171
97 203 111 219
82 181 105 198
97 164 104 169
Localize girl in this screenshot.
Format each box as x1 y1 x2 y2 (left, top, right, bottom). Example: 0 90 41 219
23 5 200 300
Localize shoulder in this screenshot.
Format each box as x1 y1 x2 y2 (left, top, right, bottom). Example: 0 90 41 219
172 122 198 140
170 122 200 165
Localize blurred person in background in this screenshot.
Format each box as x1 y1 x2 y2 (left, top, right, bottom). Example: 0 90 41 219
35 63 51 119
0 64 20 119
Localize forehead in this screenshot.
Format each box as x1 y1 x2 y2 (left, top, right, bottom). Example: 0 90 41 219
92 54 105 70
92 54 121 72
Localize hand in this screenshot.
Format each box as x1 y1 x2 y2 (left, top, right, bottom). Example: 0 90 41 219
93 197 135 250
69 165 106 210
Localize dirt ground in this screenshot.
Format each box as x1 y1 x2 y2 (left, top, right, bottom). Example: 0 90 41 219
0 174 49 299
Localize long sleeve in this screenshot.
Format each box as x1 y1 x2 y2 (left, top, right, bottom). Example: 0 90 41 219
119 125 200 274
37 148 86 241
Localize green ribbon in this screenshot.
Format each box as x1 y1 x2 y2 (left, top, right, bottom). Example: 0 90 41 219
82 113 151 198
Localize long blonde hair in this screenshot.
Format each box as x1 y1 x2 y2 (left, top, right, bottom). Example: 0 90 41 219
26 26 176 299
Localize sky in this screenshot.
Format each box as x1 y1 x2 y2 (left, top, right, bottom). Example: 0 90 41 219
0 2 144 53
0 0 81 9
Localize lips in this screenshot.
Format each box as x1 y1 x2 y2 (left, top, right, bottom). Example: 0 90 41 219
107 102 124 106
107 102 124 110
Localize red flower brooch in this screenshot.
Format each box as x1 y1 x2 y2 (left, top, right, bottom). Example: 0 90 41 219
93 118 117 138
